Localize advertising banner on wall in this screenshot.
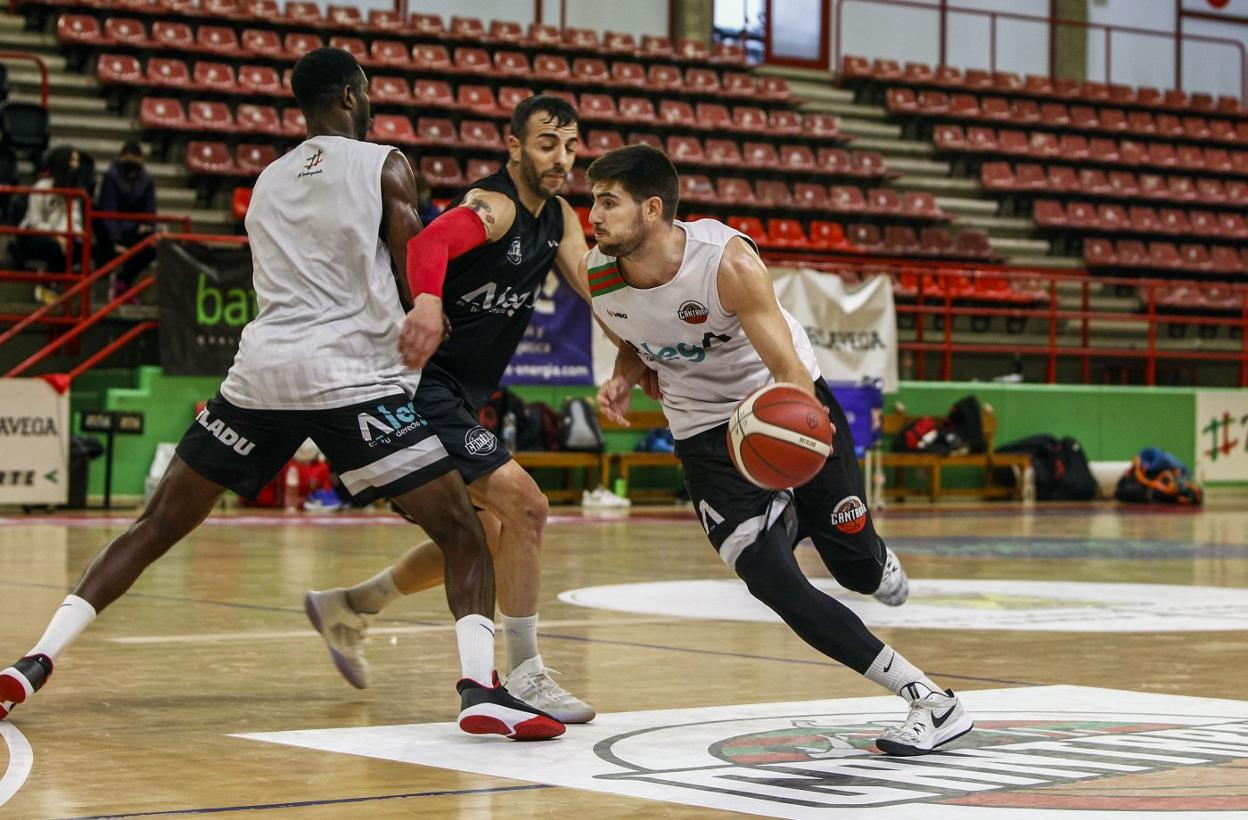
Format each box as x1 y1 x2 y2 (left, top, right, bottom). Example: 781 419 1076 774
772 268 899 392
0 378 69 505
501 271 594 387
157 241 255 377
1195 389 1248 482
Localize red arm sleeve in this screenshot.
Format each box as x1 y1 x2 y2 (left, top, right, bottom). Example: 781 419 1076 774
405 205 490 298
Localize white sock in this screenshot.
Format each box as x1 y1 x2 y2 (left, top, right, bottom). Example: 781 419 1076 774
29 595 97 662
864 646 943 701
454 614 495 685
345 568 403 615
502 613 539 673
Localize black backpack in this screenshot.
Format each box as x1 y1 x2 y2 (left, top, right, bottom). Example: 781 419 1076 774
559 397 604 452
1115 458 1203 505
946 395 985 454
996 434 1097 500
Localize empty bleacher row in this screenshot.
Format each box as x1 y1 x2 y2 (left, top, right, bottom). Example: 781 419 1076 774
56 14 783 108
887 88 1248 149
842 56 1246 119
1083 237 1248 277
981 162 1248 211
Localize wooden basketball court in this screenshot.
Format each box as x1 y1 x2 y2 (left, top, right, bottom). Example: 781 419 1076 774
2 496 1247 818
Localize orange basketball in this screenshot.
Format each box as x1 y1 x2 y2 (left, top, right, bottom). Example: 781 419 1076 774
727 383 833 490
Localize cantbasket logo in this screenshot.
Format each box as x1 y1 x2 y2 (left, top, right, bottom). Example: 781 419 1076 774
506 237 523 265
464 426 497 456
677 300 709 324
239 687 1248 818
832 495 867 534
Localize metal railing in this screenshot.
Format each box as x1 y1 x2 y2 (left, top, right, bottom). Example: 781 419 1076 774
0 50 49 108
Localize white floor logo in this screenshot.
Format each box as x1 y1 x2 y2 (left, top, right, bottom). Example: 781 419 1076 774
238 687 1248 818
558 578 1248 632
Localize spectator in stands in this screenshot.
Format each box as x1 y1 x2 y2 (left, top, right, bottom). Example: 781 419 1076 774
96 141 156 299
415 171 440 226
10 145 85 304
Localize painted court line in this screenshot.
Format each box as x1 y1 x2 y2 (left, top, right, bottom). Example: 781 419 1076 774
106 617 679 646
0 722 33 810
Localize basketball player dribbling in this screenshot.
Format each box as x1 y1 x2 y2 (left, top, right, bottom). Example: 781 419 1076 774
0 49 563 741
586 144 972 755
303 95 595 723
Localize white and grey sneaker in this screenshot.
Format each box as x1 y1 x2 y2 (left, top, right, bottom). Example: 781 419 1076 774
505 655 596 723
877 684 973 756
304 588 373 689
873 546 909 607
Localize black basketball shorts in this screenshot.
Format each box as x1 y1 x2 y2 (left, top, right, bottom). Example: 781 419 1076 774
674 378 884 570
411 364 512 486
176 392 455 503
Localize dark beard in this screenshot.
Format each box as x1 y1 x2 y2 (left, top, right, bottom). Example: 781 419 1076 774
519 158 557 201
598 233 643 258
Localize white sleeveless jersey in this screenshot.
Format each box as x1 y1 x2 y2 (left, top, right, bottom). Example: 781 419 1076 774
589 219 819 439
221 135 418 410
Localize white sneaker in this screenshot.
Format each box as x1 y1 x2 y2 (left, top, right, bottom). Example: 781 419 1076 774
582 487 631 509
876 685 973 756
304 588 372 689
505 655 596 723
873 546 909 606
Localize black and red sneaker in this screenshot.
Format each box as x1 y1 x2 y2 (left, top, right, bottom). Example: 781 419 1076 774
456 673 565 741
0 654 53 705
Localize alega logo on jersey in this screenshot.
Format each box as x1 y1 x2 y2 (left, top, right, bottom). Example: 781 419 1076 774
629 333 731 364
459 281 537 316
357 401 426 446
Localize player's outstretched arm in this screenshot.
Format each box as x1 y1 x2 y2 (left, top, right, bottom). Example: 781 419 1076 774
399 189 517 368
718 237 814 396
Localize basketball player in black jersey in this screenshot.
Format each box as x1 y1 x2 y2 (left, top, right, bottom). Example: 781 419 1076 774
305 95 597 722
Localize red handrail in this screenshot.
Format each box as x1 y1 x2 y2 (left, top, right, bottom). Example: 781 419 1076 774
833 0 1248 102
0 51 48 108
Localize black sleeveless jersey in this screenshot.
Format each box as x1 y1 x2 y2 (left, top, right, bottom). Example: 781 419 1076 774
428 167 564 408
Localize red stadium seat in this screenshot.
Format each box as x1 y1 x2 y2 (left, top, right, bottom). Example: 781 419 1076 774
933 124 968 151
867 188 901 214
498 86 534 111
716 177 755 205
611 62 646 88
367 76 410 105
58 15 104 46
1149 241 1183 269
416 117 457 146
494 50 530 77
368 9 404 30
1010 99 1041 124
1040 102 1070 126
525 23 559 47
534 53 571 82
743 142 779 168
412 45 452 72
903 191 943 219
766 219 809 249
696 103 731 131
563 27 598 49
1017 164 1049 190
1127 110 1156 135
196 25 238 55
1096 204 1128 231
327 5 364 27
732 106 768 132
758 76 792 101
97 54 143 86
767 109 803 136
580 93 618 122
454 47 492 74
705 139 743 165
618 97 656 123
726 215 765 242
603 31 636 55
981 127 1011 152
459 120 502 150
1067 201 1098 229
370 114 417 145
193 62 236 93
1190 211 1219 237
1033 200 1067 228
685 68 720 95
722 72 756 97
410 13 445 35
148 57 196 90
846 223 884 252
641 35 673 57
829 185 866 212
1108 171 1139 198
1218 212 1248 239
647 65 683 92
756 179 793 208
282 2 322 24
1204 147 1233 173
1083 237 1116 266
1089 138 1120 163
140 97 187 130
660 100 696 127
1128 206 1160 233
1177 145 1205 170
446 82 488 113
1098 108 1129 132
582 129 623 158
239 28 279 56
451 16 486 40
980 162 1016 191
236 103 281 136
370 40 411 68
1211 247 1243 275
420 156 464 188
819 148 853 175
188 100 233 132
236 143 277 176
1046 165 1077 192
486 20 523 44
810 221 851 250
887 88 917 115
1180 244 1213 272
883 225 920 255
1079 168 1112 195
186 141 237 175
956 231 996 259
852 151 889 177
284 32 323 58
666 135 705 164
104 17 149 47
572 58 610 86
281 108 306 137
677 37 711 62
781 144 816 170
794 183 830 210
466 158 501 182
803 113 839 139
238 65 283 97
680 174 714 203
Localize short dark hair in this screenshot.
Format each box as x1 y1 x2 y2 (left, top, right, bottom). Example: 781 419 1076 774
291 47 363 115
510 94 578 141
586 144 680 221
120 140 142 158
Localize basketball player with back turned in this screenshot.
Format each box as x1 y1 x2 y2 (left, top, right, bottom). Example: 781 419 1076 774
303 94 595 723
0 49 563 741
587 144 972 755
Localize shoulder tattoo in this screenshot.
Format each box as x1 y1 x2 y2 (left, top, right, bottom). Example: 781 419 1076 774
465 198 495 224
